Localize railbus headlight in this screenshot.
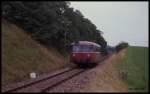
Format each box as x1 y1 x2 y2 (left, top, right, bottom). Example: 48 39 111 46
87 54 90 57
73 54 76 56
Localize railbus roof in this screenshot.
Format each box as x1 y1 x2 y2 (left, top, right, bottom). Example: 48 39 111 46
71 41 101 47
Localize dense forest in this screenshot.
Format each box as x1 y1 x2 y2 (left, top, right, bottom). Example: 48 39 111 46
2 1 107 54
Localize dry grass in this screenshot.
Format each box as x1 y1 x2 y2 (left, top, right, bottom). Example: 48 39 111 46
2 19 69 86
81 50 129 92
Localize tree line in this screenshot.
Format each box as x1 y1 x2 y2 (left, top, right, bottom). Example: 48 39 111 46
2 1 107 54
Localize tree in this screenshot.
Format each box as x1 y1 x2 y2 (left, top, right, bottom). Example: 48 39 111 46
2 1 108 54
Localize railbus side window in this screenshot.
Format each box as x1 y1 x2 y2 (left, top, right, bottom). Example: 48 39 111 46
89 45 93 52
97 47 101 52
93 46 101 52
92 46 96 52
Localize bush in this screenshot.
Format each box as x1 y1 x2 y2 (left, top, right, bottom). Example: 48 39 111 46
116 42 129 52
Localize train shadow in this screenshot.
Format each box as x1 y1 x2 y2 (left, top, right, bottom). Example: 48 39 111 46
76 63 98 69
76 54 112 69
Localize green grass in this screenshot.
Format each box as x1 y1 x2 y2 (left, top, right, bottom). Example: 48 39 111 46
116 46 149 92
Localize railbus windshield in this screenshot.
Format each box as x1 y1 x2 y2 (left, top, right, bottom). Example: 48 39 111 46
72 45 100 52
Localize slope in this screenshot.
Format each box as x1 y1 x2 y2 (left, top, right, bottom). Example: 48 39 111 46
2 19 69 86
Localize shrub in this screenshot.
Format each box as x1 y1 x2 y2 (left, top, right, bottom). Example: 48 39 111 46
116 42 129 52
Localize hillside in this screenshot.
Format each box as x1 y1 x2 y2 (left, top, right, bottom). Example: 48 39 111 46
2 19 70 86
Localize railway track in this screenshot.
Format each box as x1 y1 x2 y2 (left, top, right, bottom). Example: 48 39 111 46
2 54 112 93
2 67 85 93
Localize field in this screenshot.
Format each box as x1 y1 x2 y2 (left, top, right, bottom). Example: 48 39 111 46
116 46 149 92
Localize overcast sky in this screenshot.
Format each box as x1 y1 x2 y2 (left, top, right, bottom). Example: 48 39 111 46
70 2 148 47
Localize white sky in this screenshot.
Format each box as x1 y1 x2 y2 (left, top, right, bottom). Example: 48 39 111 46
70 2 148 47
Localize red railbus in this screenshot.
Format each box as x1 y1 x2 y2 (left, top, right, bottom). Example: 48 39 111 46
70 41 102 67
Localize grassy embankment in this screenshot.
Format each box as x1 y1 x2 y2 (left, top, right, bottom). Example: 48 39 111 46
2 20 70 86
116 46 149 92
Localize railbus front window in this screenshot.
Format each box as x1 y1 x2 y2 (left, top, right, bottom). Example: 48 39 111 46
73 45 94 52
73 45 80 52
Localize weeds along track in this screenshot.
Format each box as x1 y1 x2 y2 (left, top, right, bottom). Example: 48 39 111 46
2 67 85 93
